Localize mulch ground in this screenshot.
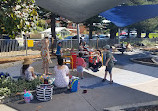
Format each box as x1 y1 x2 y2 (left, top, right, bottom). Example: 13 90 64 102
0 55 41 64
135 58 154 63
141 48 158 51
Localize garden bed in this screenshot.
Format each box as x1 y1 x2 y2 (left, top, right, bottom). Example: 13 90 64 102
134 58 154 63
140 47 158 51
0 76 41 103
124 105 158 111
0 55 41 64
130 57 158 67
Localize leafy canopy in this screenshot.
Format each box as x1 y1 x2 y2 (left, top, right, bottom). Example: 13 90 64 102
0 0 38 38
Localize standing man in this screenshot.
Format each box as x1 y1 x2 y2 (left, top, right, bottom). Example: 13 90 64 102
102 45 114 84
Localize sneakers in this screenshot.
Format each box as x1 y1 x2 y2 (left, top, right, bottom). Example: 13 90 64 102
81 77 84 79
110 80 113 84
102 79 106 82
102 79 113 84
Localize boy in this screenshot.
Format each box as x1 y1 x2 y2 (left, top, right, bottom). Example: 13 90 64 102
102 45 114 84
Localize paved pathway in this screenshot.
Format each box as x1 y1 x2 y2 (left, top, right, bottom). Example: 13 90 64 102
1 50 158 111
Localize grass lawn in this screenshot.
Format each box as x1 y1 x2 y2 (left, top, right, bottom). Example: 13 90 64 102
116 33 158 38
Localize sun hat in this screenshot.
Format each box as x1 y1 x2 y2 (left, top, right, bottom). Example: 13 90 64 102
23 58 34 65
103 45 110 50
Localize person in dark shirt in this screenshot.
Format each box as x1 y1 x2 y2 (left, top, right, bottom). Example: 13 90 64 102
56 42 62 60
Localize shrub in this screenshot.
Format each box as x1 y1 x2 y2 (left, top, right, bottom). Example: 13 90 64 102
0 77 41 97
0 87 11 97
141 39 156 47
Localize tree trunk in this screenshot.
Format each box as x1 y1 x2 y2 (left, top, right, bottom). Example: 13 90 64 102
145 32 150 38
51 13 56 54
89 23 93 39
127 28 130 38
110 29 117 39
137 29 141 38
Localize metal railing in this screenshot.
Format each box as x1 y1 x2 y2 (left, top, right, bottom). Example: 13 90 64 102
0 39 41 58
61 38 158 49
0 38 158 58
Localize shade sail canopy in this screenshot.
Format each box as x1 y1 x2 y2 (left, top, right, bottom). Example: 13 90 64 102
100 4 158 27
36 0 127 23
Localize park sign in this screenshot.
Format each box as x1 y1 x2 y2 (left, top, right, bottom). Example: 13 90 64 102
36 0 127 23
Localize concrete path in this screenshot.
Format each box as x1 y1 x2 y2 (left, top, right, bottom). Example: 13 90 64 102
0 104 17 111
1 50 158 111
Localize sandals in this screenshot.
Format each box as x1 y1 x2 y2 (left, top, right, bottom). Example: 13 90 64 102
46 72 52 75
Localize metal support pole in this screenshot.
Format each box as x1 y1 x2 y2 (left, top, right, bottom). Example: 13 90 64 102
77 23 80 44
118 28 121 44
71 38 72 48
24 35 28 56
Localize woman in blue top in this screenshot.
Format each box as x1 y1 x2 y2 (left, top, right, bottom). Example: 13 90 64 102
56 42 62 60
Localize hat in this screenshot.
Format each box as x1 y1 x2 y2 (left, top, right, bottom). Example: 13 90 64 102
44 33 49 38
23 58 34 65
103 45 110 50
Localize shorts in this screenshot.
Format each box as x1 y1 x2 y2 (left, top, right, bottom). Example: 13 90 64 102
77 66 83 73
105 67 113 74
56 55 61 60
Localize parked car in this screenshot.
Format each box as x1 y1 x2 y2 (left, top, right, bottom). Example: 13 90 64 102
83 34 109 40
63 35 82 41
119 35 127 39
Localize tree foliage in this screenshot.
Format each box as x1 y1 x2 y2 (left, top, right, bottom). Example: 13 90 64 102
83 15 103 39
0 0 38 38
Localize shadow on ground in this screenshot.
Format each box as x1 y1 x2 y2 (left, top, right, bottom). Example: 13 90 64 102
114 51 158 78
6 69 158 111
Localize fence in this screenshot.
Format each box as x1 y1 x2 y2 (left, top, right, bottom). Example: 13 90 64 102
0 38 158 58
0 39 41 58
61 38 158 49
62 38 158 48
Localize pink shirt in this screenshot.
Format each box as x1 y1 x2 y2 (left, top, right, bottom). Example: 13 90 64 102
76 57 86 67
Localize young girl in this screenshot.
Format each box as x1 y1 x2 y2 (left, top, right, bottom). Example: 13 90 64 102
21 58 37 81
76 53 86 79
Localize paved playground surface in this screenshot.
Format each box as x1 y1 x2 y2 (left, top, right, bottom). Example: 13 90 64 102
1 51 158 111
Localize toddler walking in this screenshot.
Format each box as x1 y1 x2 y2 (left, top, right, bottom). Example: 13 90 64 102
76 53 86 79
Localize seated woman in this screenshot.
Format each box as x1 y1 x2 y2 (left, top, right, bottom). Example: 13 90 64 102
20 58 37 81
54 58 70 88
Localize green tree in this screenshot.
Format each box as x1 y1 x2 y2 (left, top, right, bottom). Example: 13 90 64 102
0 0 38 38
106 23 118 39
83 15 103 39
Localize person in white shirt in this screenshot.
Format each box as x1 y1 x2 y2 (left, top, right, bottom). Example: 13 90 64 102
54 58 70 87
21 58 37 81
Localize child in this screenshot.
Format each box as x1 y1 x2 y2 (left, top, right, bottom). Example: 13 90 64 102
102 45 114 84
56 42 62 60
76 53 86 79
91 51 102 72
20 58 37 81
